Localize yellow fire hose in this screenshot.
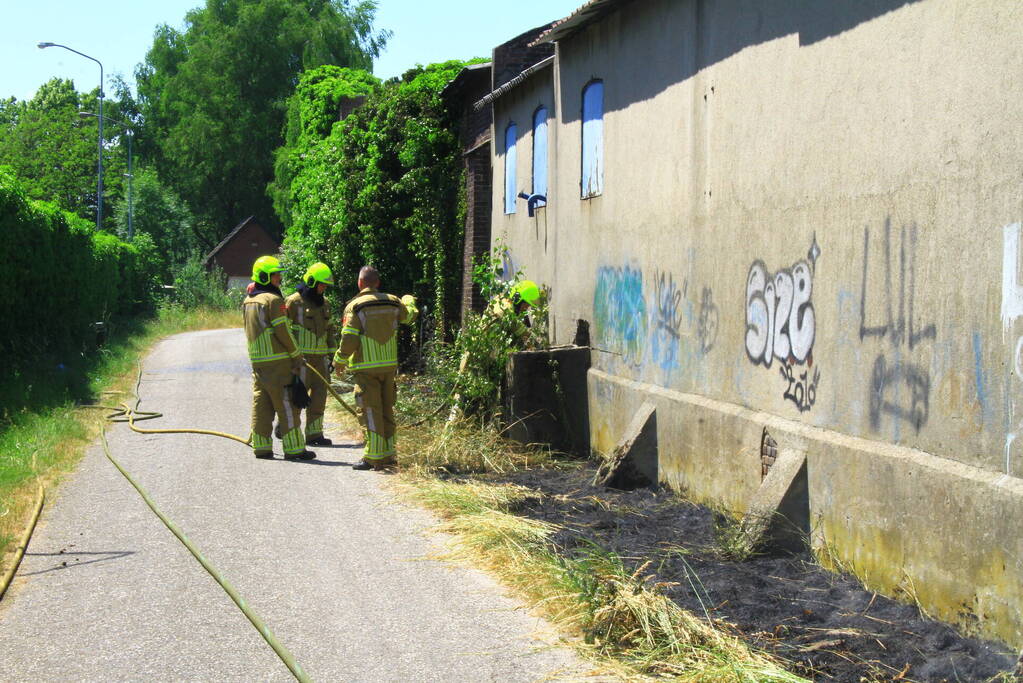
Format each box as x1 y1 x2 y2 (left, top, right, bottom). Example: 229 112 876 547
1 356 446 678
1 363 310 682
98 429 311 682
0 486 45 601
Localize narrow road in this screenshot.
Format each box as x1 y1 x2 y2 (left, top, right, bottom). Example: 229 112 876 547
0 328 582 681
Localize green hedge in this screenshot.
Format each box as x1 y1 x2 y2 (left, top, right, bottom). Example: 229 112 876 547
0 167 157 370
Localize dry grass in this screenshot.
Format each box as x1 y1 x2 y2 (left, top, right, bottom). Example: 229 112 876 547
399 475 808 682
0 306 240 574
323 377 806 680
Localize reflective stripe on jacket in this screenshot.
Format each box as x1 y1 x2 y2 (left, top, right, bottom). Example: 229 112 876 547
285 291 337 356
243 292 301 364
334 288 414 371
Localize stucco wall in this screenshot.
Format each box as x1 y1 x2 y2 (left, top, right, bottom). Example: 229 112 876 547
491 69 558 301
492 0 1023 646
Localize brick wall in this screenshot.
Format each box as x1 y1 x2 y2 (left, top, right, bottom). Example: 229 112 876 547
461 146 493 317
492 24 555 90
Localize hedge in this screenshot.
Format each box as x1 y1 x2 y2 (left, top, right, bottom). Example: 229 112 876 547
0 167 157 371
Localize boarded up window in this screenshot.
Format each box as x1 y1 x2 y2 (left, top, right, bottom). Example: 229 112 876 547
504 122 517 214
532 106 548 207
581 80 604 198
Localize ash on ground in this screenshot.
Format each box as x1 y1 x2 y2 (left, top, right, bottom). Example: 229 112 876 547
488 465 1017 683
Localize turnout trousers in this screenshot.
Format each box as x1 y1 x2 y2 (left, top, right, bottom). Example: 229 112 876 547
353 368 397 468
250 361 304 457
299 353 330 440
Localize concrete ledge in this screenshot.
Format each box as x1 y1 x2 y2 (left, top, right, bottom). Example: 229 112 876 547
742 447 809 554
588 368 1023 648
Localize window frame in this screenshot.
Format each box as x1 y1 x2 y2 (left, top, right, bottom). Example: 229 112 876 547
531 105 548 208
504 121 517 215
580 79 604 199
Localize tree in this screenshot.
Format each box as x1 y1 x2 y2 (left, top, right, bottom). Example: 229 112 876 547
281 61 475 334
269 65 380 232
111 167 197 282
135 0 389 250
0 78 132 229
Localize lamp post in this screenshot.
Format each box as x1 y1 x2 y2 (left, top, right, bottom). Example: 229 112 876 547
39 42 104 230
80 112 134 239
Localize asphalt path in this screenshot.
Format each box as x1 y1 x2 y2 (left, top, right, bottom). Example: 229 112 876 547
0 328 586 681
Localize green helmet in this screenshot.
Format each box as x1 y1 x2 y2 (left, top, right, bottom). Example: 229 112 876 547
511 280 541 307
251 255 284 285
304 262 334 287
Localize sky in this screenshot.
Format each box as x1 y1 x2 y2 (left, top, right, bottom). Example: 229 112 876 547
1 0 584 102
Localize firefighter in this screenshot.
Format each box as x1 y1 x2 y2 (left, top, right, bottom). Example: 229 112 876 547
486 279 542 344
333 266 418 470
285 262 338 447
243 255 316 461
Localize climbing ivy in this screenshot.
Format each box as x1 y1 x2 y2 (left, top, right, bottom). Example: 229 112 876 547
274 60 482 334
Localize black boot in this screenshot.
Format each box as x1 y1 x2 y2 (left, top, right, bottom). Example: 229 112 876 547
254 451 275 460
306 435 333 447
351 460 373 470
284 450 316 461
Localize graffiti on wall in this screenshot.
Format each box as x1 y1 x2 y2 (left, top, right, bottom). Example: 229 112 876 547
781 363 821 413
860 220 935 435
650 270 684 371
744 237 820 411
697 287 719 353
594 265 647 367
1001 222 1023 474
745 258 817 366
593 263 715 377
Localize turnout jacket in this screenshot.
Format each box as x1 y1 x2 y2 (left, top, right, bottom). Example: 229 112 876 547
334 287 418 372
285 287 338 356
243 285 301 365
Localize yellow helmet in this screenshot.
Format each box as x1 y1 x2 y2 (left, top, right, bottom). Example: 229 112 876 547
511 280 541 306
251 255 284 285
303 262 334 287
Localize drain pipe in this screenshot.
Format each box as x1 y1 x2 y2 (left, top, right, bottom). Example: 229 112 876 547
517 192 547 217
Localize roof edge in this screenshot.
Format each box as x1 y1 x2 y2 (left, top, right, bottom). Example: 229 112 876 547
472 56 555 112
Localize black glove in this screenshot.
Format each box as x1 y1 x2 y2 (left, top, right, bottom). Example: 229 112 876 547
288 376 311 409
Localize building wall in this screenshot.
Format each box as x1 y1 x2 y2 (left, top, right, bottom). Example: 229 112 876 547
493 0 1023 646
211 221 280 279
491 73 558 293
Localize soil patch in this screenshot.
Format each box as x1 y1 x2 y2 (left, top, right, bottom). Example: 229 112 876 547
491 465 1018 682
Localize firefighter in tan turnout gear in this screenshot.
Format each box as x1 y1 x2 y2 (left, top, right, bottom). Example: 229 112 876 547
285 262 338 447
333 266 418 470
243 256 316 461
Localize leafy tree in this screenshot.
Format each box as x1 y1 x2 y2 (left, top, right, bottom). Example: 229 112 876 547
111 167 197 282
135 0 389 250
269 65 380 231
0 78 132 228
281 60 474 334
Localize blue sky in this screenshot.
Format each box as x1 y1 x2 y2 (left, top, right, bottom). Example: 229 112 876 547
2 0 583 101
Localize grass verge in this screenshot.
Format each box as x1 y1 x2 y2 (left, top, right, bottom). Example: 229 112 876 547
0 305 240 573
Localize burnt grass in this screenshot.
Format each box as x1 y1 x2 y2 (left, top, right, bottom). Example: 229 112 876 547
483 464 1018 683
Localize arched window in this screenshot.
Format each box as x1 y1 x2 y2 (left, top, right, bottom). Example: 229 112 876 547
581 80 604 198
504 122 517 214
532 106 548 208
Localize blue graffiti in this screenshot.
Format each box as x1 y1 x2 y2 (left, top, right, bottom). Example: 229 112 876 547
650 271 684 371
973 332 989 424
594 266 647 367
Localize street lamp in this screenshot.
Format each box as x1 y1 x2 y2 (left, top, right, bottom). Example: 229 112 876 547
38 42 105 230
80 112 134 240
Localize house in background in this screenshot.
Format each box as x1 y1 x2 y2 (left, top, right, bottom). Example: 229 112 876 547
489 0 1023 648
203 216 280 289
